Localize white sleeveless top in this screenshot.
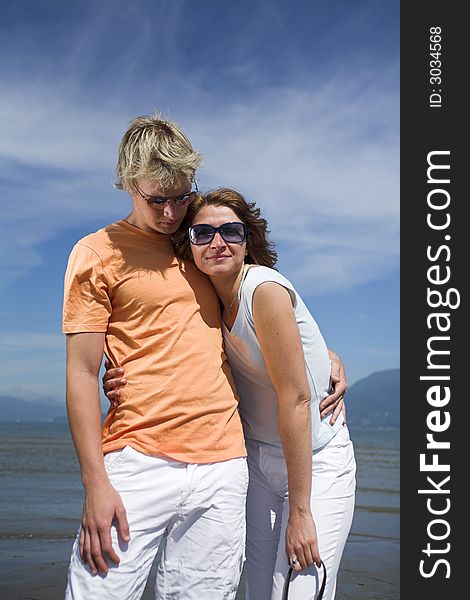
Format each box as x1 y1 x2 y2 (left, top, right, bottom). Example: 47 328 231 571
222 265 343 452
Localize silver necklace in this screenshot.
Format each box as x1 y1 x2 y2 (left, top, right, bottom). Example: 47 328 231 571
224 266 247 311
225 295 238 311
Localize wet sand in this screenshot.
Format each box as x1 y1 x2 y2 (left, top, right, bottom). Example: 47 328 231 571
0 536 399 599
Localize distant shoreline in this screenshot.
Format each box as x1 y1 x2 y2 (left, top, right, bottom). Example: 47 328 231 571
0 368 401 426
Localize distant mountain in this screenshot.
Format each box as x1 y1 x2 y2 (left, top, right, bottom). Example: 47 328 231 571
0 395 66 422
1 368 400 426
346 368 399 427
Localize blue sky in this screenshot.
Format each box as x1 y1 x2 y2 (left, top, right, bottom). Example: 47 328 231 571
0 0 399 405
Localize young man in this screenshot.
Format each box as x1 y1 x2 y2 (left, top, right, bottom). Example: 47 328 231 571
62 114 346 599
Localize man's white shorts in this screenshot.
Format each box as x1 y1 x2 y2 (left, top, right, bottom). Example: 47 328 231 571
65 447 248 600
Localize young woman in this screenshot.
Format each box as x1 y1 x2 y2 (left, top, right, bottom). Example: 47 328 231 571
105 188 356 600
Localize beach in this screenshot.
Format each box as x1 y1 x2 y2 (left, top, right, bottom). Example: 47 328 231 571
0 536 399 599
0 423 399 599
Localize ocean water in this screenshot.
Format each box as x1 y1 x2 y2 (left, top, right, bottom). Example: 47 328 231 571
0 422 399 597
348 423 400 542
0 422 82 541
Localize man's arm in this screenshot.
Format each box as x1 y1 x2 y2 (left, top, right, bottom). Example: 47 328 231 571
318 349 348 424
101 348 347 428
101 358 126 408
66 333 129 575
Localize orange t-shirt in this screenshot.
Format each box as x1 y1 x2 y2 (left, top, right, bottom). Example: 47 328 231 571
62 220 246 463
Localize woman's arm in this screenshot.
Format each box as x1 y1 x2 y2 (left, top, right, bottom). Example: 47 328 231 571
252 282 321 571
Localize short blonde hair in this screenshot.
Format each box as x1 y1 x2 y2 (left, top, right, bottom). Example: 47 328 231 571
115 114 202 193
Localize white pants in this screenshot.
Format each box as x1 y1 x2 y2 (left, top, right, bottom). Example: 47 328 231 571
245 425 356 600
65 446 248 600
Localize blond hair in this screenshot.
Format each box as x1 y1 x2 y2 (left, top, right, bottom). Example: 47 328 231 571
115 114 202 192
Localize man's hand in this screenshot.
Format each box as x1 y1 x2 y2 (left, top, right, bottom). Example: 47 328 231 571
79 481 130 575
319 349 348 425
102 358 126 408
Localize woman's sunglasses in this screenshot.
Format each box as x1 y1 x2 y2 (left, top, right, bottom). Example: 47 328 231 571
188 222 248 245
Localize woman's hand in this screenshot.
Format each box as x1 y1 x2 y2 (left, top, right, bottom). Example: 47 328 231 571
102 358 126 408
285 510 321 571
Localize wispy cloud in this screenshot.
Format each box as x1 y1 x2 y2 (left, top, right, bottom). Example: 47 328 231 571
0 0 399 399
354 346 400 358
0 0 398 296
0 334 65 400
0 333 64 351
0 69 398 295
183 65 399 292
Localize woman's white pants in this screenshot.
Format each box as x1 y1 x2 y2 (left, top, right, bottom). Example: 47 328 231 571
245 425 356 600
65 446 248 600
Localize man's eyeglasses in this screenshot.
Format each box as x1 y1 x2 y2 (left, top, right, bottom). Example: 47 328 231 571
188 222 248 246
138 180 199 208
